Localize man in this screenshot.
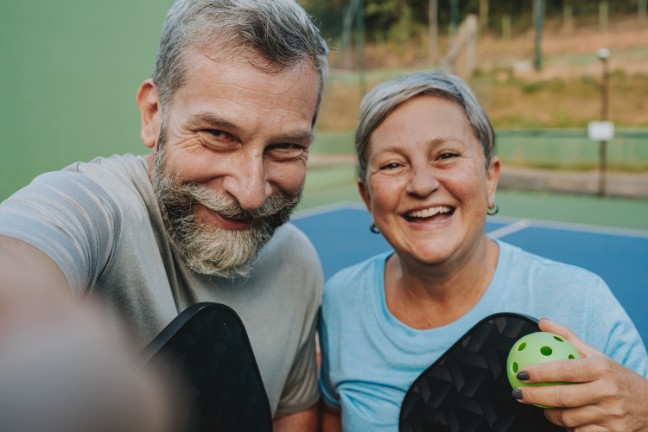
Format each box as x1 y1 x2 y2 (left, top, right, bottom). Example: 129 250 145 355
0 0 328 430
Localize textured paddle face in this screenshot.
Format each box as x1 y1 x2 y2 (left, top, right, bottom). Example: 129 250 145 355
399 313 564 432
144 303 273 432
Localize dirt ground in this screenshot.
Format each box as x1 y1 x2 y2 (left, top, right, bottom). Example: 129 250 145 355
318 19 648 130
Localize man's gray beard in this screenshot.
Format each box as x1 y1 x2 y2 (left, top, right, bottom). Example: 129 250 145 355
151 147 300 278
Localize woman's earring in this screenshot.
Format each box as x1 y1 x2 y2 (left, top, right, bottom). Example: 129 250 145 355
487 202 500 216
370 222 381 234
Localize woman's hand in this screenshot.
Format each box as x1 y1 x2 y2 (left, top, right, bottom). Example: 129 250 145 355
512 319 648 431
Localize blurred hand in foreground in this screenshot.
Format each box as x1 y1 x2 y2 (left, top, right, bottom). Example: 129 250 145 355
0 294 175 432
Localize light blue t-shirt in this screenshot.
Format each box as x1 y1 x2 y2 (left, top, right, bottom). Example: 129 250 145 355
319 241 648 432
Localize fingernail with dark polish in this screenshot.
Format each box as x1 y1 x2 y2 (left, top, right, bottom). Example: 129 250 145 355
517 371 530 380
512 389 523 400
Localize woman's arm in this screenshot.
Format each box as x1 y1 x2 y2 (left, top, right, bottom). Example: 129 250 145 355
321 402 342 432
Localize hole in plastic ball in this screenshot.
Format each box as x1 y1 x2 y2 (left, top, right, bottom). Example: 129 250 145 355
568 354 576 359
540 346 553 356
517 342 526 351
553 336 564 342
512 362 519 373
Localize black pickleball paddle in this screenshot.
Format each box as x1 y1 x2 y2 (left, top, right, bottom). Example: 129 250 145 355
399 313 564 432
143 302 272 432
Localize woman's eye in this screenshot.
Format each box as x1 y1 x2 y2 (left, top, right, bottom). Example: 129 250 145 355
438 152 458 160
380 162 401 170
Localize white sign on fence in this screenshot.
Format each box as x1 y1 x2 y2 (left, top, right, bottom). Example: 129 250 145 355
588 121 615 141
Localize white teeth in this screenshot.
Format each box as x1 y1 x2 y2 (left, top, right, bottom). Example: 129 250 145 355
408 206 452 218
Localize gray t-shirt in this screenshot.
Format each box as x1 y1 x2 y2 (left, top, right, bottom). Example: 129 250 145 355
0 154 323 415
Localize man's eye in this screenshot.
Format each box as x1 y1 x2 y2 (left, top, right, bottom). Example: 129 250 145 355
274 143 301 151
206 129 231 140
267 143 306 159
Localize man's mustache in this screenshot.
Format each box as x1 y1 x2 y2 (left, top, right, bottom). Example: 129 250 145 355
176 182 299 224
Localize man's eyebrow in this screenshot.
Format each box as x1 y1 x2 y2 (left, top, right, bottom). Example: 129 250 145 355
187 112 313 144
284 129 314 145
187 112 239 131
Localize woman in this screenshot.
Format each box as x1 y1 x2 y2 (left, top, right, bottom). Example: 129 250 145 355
318 72 648 431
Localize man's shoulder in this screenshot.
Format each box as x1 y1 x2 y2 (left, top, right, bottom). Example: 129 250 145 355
3 155 145 214
63 154 148 183
58 154 153 209
21 154 150 199
265 223 319 262
253 223 323 283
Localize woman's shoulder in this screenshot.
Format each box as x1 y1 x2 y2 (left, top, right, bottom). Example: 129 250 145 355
327 251 389 282
498 240 606 288
324 251 391 297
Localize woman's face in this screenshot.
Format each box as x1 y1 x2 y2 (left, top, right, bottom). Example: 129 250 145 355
359 95 500 268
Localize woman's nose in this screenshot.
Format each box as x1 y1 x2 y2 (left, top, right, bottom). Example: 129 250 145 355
405 165 440 197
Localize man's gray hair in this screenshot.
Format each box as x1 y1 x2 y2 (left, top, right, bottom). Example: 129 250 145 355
152 0 328 121
355 72 495 182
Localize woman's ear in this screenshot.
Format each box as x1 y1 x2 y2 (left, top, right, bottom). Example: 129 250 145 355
136 79 162 149
486 156 501 205
358 178 372 214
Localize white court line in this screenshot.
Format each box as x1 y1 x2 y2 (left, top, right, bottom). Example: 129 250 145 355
487 219 531 239
294 204 648 239
292 201 365 220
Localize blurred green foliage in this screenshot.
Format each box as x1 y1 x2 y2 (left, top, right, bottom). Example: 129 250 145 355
301 0 646 42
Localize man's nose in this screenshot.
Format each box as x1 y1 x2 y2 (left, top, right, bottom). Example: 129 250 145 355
222 154 272 211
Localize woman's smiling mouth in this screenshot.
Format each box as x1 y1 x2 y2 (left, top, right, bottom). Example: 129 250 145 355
404 205 455 223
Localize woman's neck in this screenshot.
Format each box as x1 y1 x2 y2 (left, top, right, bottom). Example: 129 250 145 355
384 237 499 330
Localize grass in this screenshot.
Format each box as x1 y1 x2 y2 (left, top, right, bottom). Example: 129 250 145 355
298 164 360 210
312 130 355 154
319 70 648 130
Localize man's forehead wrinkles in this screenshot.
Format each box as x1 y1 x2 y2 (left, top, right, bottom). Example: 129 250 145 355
197 50 313 95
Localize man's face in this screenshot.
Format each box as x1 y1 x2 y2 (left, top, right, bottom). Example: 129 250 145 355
149 50 320 277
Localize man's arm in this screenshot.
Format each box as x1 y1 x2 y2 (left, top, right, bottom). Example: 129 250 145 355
0 235 173 432
0 235 69 307
273 405 319 432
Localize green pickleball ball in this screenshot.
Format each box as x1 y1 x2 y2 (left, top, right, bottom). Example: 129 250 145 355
507 331 581 390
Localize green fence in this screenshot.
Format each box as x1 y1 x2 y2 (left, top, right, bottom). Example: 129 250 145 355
311 128 648 172
496 129 648 171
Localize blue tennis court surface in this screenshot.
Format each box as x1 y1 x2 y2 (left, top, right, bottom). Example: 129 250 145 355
292 204 648 344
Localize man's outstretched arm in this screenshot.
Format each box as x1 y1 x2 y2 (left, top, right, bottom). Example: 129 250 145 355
0 235 69 304
0 235 172 432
